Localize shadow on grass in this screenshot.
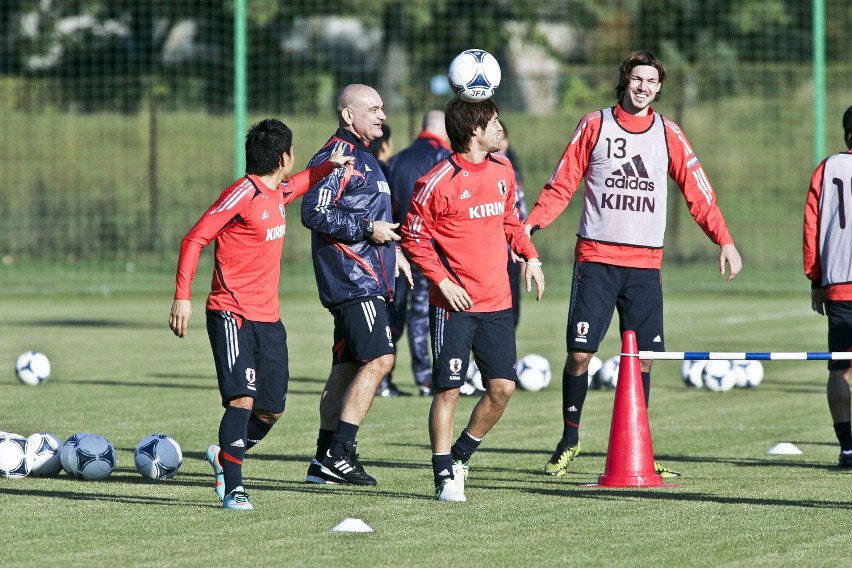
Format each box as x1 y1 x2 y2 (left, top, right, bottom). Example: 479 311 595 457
504 484 852 510
64 376 324 396
10 319 162 330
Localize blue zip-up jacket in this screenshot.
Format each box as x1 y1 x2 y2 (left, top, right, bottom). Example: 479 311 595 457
301 128 396 310
386 132 452 224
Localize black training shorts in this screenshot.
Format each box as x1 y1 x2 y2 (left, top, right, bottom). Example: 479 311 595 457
206 310 289 413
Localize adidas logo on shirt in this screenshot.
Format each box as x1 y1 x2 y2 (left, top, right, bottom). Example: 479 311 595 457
438 468 451 477
460 189 471 199
231 439 245 448
606 154 655 191
261 210 269 220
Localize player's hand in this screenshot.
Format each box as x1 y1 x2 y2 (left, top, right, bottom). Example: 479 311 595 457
811 288 827 316
525 258 545 301
396 249 414 289
329 148 354 169
438 278 473 311
720 243 742 282
369 220 401 244
169 299 192 338
524 223 533 238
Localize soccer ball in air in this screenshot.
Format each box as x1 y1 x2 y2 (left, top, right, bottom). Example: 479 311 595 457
701 360 737 392
60 432 94 477
15 350 51 386
516 354 552 392
732 360 764 388
135 434 183 480
681 360 706 388
72 434 116 481
26 432 63 477
448 49 501 102
598 355 620 389
0 433 29 478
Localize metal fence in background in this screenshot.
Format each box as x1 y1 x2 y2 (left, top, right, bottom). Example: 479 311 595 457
1 0 850 294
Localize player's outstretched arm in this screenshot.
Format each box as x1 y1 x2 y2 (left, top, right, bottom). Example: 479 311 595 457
169 299 192 338
525 258 545 301
720 243 742 282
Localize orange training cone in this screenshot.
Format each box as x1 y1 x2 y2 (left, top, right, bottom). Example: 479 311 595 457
596 330 665 487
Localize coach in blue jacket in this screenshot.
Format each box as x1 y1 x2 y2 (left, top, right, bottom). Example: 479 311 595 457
301 83 413 486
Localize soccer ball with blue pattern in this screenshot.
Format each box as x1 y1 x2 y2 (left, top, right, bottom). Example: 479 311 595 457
516 354 552 392
0 433 29 478
26 432 63 476
134 434 183 480
72 434 116 481
701 360 737 392
15 350 51 386
448 49 501 102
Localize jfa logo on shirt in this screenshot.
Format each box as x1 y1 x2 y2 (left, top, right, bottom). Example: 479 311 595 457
497 180 506 196
449 358 462 375
575 321 589 343
245 368 257 391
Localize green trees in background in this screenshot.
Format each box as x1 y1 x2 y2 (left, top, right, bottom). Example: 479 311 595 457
2 0 849 114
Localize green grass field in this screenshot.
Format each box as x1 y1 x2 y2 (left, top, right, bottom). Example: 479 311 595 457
1 279 848 567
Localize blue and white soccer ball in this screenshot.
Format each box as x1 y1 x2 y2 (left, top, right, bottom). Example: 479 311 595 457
598 355 620 389
681 360 706 388
134 434 183 480
26 432 63 477
701 360 737 392
732 360 764 388
448 49 501 102
516 354 552 392
72 434 116 481
0 433 30 478
587 355 603 388
461 360 485 395
60 432 93 476
15 350 51 386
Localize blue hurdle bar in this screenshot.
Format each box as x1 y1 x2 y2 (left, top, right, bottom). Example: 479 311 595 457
636 351 852 361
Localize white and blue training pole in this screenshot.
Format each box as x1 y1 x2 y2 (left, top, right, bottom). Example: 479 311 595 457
637 351 852 361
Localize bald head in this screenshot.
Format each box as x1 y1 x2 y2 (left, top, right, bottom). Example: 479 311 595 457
421 109 446 139
336 84 386 143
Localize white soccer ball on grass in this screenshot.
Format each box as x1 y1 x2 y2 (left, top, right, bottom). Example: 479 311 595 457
0 433 29 478
732 360 764 388
26 432 63 477
15 350 51 386
135 434 183 480
701 360 737 392
516 354 552 392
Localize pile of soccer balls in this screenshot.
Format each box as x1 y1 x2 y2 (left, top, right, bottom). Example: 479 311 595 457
0 430 182 480
680 360 764 392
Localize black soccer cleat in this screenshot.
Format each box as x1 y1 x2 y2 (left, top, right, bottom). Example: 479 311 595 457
321 441 377 486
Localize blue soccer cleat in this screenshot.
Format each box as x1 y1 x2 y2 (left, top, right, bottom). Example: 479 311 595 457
223 486 253 510
206 444 225 501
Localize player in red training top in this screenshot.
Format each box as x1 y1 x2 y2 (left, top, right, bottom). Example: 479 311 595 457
169 118 351 510
803 105 852 468
524 51 742 479
402 97 544 502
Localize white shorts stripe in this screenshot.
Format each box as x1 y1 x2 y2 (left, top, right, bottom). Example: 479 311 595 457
361 301 376 333
222 311 240 370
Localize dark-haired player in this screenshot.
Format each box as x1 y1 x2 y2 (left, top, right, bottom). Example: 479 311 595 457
803 105 852 468
402 97 544 502
169 118 351 510
525 50 742 478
